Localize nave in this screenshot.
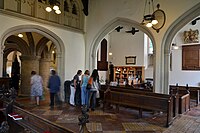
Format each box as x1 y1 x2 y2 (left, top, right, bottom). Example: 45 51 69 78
9 96 200 133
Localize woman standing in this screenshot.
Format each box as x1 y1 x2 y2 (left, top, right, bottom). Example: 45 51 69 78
70 70 82 106
80 70 90 106
30 71 43 106
88 69 99 111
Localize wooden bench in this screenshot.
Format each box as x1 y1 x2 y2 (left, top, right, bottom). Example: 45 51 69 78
0 78 12 99
103 85 180 117
109 85 167 97
170 85 200 106
111 85 190 116
169 86 190 115
100 85 152 107
6 105 74 133
0 78 12 89
103 89 174 127
117 85 153 92
179 93 190 114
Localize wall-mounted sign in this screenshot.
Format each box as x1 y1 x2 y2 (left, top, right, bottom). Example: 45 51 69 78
125 56 136 65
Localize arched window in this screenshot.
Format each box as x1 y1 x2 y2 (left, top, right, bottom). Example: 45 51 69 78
64 0 69 12
148 38 153 54
72 4 77 15
144 34 153 55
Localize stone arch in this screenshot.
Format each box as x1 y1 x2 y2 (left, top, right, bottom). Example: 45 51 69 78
162 3 200 93
1 25 65 78
89 17 156 86
41 46 49 59
26 32 35 55
3 45 21 57
36 37 50 56
6 35 31 55
0 25 65 100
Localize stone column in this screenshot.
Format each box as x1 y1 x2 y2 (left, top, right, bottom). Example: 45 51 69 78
39 58 51 93
0 45 5 76
20 55 40 96
3 56 7 77
163 49 171 94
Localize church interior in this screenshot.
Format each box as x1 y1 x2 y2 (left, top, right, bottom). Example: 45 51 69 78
1 0 200 132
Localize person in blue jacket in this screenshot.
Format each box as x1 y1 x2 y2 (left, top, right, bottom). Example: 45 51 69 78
47 70 61 109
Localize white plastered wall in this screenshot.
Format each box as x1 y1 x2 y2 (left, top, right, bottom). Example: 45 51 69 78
0 13 85 100
169 16 200 86
85 0 200 93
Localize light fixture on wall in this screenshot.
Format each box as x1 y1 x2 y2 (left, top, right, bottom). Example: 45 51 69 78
172 43 179 50
18 33 23 38
141 0 166 33
109 52 113 56
46 0 61 14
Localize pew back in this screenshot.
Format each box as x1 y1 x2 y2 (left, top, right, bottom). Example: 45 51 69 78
170 85 200 105
104 89 173 127
12 105 74 133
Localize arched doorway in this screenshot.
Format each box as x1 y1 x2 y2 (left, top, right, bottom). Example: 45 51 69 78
89 17 156 91
1 25 65 100
162 3 200 93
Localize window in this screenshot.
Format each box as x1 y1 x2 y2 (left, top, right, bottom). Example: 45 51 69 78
148 38 153 54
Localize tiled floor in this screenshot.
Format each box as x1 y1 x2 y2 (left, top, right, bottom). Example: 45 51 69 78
15 97 200 133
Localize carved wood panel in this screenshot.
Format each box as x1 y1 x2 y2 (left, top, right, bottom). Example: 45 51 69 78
182 44 200 70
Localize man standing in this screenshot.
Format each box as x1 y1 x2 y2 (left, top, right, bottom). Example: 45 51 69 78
47 70 61 109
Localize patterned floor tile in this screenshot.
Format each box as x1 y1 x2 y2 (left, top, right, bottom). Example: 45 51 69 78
56 114 78 123
15 97 200 133
122 122 164 132
103 131 126 133
42 110 63 115
31 106 49 111
89 110 115 116
86 122 102 132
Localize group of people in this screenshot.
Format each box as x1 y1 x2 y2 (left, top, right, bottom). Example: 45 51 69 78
70 69 100 111
30 68 100 111
30 70 61 108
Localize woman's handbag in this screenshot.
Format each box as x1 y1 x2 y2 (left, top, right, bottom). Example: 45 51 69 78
86 77 93 90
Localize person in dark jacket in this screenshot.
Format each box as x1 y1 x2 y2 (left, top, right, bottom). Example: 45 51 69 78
47 70 61 109
70 70 82 106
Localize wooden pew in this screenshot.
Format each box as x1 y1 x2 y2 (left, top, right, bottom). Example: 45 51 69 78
103 89 174 127
0 78 12 99
102 85 179 118
100 85 152 100
169 86 190 115
109 85 166 96
179 93 190 114
117 85 153 92
6 105 74 133
110 85 190 116
170 85 200 106
0 78 12 89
